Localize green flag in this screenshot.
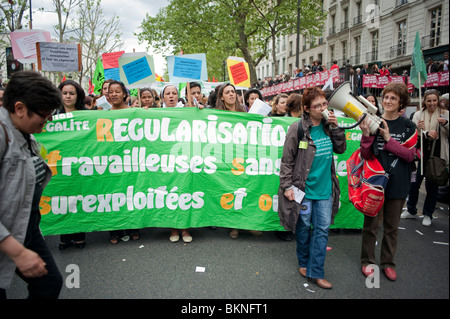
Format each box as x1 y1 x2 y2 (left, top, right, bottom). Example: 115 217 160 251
92 58 105 95
410 32 427 89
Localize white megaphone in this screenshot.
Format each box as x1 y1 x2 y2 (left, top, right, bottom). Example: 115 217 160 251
326 81 381 135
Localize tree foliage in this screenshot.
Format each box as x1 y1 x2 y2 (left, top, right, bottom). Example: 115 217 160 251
137 0 326 84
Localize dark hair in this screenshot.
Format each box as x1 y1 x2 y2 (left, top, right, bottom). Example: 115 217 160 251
215 83 245 112
382 82 410 111
108 81 128 101
302 87 326 111
244 88 263 107
3 70 62 114
185 82 201 96
58 80 86 110
363 93 382 116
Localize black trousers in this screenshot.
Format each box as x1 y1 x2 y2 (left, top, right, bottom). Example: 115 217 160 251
1 210 63 299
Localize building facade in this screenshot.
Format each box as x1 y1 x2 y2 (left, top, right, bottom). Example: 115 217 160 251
256 0 449 79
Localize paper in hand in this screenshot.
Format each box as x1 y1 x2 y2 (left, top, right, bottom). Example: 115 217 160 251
248 98 271 116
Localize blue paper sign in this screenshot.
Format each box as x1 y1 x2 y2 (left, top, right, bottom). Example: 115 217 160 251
122 56 152 84
173 57 202 80
104 67 120 81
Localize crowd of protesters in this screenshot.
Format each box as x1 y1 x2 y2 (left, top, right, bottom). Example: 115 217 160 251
0 67 448 298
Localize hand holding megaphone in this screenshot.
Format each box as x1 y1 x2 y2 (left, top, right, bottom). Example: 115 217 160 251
328 82 382 135
321 109 338 127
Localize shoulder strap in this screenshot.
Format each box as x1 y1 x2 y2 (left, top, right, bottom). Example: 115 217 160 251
297 119 304 141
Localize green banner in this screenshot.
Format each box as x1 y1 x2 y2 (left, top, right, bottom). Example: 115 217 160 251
36 108 363 236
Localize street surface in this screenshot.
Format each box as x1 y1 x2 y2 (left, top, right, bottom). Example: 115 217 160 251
5 189 449 309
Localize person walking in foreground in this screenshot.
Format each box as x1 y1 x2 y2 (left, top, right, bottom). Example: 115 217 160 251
358 83 418 281
278 87 346 289
0 71 63 299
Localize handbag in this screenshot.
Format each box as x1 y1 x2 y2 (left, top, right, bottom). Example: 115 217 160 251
425 140 449 186
346 148 397 217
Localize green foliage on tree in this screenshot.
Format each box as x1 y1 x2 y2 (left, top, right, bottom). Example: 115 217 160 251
137 0 326 84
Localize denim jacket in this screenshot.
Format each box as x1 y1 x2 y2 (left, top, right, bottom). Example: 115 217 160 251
0 107 52 289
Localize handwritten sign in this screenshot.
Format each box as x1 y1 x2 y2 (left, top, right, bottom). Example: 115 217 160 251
10 30 52 63
119 53 155 88
104 67 120 81
173 57 202 79
37 42 81 72
167 53 208 83
102 51 125 69
227 57 251 88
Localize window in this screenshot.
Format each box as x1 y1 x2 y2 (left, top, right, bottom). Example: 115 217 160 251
354 36 361 64
397 20 407 55
342 40 347 61
369 31 378 61
429 7 442 47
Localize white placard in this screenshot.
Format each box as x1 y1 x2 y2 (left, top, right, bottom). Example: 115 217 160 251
248 98 271 116
38 42 80 72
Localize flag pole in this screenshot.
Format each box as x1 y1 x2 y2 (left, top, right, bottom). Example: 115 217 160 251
419 72 423 174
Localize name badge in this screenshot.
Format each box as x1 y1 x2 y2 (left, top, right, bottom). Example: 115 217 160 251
299 141 308 149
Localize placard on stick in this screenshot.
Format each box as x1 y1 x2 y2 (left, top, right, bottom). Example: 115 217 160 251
118 53 156 89
227 57 251 88
167 53 208 83
36 42 81 72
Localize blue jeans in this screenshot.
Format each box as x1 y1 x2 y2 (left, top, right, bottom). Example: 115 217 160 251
295 195 332 279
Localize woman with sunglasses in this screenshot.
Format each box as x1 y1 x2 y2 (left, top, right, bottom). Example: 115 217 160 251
279 86 346 289
402 89 449 226
0 71 63 298
359 82 418 281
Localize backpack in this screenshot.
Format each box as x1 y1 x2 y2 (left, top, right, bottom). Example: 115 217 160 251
346 148 395 217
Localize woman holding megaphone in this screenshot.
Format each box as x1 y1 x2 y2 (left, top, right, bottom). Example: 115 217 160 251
358 82 418 282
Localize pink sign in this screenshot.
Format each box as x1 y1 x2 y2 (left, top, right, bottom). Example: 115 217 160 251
377 76 390 88
363 75 378 88
102 51 125 69
10 30 52 63
424 73 440 87
439 71 449 86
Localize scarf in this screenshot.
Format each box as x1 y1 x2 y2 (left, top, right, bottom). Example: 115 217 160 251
421 108 440 132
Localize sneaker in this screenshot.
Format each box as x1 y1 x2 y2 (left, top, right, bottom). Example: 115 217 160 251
400 210 417 219
422 215 432 226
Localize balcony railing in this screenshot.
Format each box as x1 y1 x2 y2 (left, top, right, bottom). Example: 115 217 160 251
389 42 407 58
366 49 378 61
421 35 441 50
395 0 408 7
341 21 349 30
353 15 362 25
329 26 337 35
350 54 361 65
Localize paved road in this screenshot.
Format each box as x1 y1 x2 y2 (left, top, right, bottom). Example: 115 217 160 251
5 190 449 308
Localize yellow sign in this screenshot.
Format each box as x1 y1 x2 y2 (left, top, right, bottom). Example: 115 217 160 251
226 57 251 88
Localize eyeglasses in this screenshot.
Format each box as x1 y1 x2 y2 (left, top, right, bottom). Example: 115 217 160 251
424 89 439 95
382 95 399 102
33 109 57 121
311 101 329 110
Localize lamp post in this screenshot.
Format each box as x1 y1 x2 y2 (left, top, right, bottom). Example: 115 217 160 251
295 0 300 69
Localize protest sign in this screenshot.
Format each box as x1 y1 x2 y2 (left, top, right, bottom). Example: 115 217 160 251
10 30 52 63
36 42 81 72
118 53 156 88
227 57 251 88
167 53 208 83
102 51 125 69
36 109 362 235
